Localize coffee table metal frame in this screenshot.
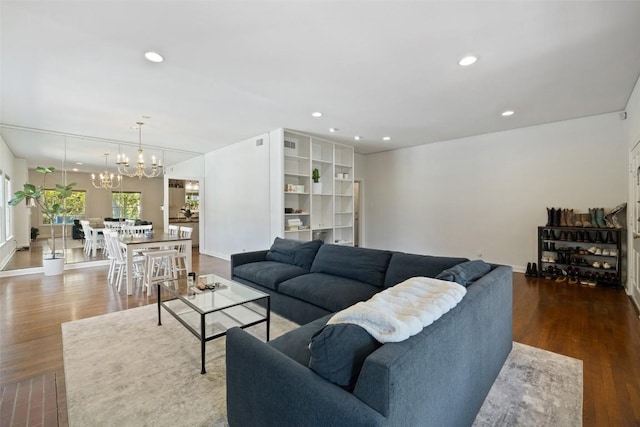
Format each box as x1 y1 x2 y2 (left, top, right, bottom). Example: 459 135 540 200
157 276 270 374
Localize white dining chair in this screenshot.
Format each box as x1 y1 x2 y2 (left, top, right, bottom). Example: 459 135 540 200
143 249 178 293
174 226 193 277
104 231 145 292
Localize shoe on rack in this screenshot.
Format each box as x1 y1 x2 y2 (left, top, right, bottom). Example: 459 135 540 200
589 208 599 228
566 209 574 227
603 262 611 269
574 213 583 227
546 208 554 227
595 231 603 243
560 209 568 227
610 249 618 256
544 242 550 251
559 231 567 241
576 231 583 242
549 230 558 240
543 229 550 240
567 231 574 241
587 246 598 254
550 242 556 251
581 213 593 228
595 208 606 228
592 261 601 268
555 275 567 283
554 208 562 227
595 248 603 255
583 230 592 242
602 248 610 256
604 202 626 229
605 231 615 244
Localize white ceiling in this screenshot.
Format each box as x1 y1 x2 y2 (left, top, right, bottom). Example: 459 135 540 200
2 1 640 171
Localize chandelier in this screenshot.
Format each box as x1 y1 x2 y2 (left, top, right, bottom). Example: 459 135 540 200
116 122 163 178
91 153 121 190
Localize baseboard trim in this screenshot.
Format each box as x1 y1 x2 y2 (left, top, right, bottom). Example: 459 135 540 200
0 259 110 278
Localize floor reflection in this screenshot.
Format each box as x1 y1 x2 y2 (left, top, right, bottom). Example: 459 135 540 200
2 239 109 271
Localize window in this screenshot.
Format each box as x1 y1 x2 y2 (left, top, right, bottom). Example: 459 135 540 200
4 174 11 240
112 192 141 220
0 170 5 242
42 189 86 225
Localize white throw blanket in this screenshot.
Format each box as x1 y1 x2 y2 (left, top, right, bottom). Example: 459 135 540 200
327 277 466 343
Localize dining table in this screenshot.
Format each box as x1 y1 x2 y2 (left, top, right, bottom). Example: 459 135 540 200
118 232 192 295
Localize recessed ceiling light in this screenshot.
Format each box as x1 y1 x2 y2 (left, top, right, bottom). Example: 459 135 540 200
75 162 83 165
459 56 477 66
354 136 362 141
382 136 392 141
144 51 164 63
329 128 339 132
72 168 79 172
501 110 515 117
312 112 323 118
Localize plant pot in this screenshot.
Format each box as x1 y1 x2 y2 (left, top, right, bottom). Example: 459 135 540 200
312 183 323 194
43 255 64 276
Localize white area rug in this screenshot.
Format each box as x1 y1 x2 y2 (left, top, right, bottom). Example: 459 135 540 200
62 304 582 427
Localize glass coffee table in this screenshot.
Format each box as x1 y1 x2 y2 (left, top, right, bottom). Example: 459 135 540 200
157 274 270 374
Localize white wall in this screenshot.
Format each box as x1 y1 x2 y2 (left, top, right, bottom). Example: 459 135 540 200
202 133 271 259
361 112 627 271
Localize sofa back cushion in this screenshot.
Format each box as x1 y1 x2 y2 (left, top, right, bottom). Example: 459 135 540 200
383 252 469 288
308 323 382 391
310 244 393 288
265 238 323 270
435 260 492 287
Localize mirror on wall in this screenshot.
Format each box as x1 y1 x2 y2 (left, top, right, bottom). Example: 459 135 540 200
1 127 201 272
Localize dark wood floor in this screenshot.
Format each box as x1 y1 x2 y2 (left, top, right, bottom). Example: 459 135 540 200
1 254 639 426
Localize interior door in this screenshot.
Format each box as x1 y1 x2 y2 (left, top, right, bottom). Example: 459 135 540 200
630 142 640 307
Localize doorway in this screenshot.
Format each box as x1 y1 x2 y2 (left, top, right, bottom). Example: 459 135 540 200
629 141 640 310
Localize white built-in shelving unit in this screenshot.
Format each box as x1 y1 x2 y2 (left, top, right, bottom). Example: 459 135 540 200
281 130 354 245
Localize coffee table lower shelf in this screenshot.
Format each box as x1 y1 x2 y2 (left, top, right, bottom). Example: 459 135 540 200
157 281 270 374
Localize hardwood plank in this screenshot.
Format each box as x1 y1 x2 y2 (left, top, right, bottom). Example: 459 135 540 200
1 256 639 426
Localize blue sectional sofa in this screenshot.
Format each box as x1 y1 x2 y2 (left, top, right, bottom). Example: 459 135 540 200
227 238 513 426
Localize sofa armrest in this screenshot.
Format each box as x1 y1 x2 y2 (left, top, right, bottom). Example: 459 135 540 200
230 250 269 274
226 327 386 427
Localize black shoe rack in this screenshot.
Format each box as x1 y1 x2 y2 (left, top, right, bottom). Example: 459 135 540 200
537 226 626 288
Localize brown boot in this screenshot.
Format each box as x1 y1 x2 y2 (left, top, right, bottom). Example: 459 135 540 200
582 213 593 227
574 212 583 227
566 209 574 227
560 209 567 227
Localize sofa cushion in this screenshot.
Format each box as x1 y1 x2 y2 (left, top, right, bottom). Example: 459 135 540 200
233 261 310 291
267 314 332 366
383 252 469 288
279 273 380 313
436 260 492 287
308 323 382 391
265 237 323 269
310 245 393 288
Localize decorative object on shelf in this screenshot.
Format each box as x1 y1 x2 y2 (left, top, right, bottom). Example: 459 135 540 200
312 168 322 194
116 122 163 179
604 203 626 229
91 153 122 190
9 166 76 275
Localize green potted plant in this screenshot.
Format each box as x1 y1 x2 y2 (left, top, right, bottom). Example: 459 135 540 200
312 168 322 194
9 166 76 275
